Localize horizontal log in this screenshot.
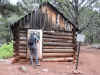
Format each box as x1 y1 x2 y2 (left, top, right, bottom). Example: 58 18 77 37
18 59 28 63
43 31 73 34
43 35 73 40
19 31 27 33
43 32 72 36
16 49 26 52
18 44 27 47
19 33 27 37
18 41 27 44
43 53 73 57
18 50 27 53
18 39 27 41
18 53 27 57
43 42 74 46
19 37 27 40
43 38 73 43
43 49 74 53
42 57 73 62
43 33 73 37
19 31 27 34
43 46 73 49
18 47 27 50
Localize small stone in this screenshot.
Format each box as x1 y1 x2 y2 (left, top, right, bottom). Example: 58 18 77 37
42 68 48 72
19 66 27 72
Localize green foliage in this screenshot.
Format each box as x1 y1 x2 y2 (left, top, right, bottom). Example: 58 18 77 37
0 0 24 43
54 0 100 44
0 0 100 44
0 41 13 59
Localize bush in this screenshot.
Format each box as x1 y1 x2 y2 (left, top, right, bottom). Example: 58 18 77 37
0 41 13 59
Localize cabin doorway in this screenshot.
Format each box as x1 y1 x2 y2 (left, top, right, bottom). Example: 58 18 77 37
27 29 43 59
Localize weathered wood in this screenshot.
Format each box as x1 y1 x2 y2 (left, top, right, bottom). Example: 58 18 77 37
43 31 73 33
18 53 27 57
43 46 73 49
43 42 74 46
18 41 27 44
18 50 27 53
43 53 73 57
43 32 73 36
43 35 73 40
19 37 27 40
18 46 27 49
18 44 27 47
19 33 27 37
18 39 26 41
43 49 74 53
42 57 73 62
43 38 73 43
19 30 26 33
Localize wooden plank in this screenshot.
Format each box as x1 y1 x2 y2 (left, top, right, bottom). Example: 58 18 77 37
19 30 26 33
43 46 73 49
18 48 26 51
18 44 27 47
43 38 73 43
18 41 27 44
19 36 27 40
43 53 73 57
18 47 27 50
18 39 26 41
19 33 27 37
43 32 73 36
43 35 73 40
18 53 27 57
43 31 73 34
18 50 27 53
42 57 73 62
43 42 74 46
43 49 74 53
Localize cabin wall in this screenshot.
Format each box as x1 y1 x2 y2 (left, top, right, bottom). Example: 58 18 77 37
41 6 57 24
40 5 66 30
12 27 76 62
59 16 65 29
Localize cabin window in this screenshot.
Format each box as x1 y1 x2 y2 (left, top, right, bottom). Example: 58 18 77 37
56 14 60 25
65 21 71 31
66 23 71 31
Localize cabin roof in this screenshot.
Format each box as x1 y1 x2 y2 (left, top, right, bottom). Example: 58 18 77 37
11 2 78 30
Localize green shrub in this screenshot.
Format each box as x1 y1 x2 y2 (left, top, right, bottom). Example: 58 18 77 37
0 41 13 59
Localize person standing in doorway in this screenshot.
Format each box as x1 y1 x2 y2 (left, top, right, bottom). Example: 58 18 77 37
28 32 40 66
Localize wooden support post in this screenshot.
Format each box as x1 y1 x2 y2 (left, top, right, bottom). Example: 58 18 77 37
75 42 80 70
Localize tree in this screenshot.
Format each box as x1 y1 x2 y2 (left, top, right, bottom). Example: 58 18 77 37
53 0 99 28
51 0 100 43
17 0 52 13
0 0 24 43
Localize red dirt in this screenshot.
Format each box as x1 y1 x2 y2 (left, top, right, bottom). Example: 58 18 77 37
0 46 100 75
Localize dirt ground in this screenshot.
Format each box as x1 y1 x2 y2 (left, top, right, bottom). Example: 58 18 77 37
0 46 100 75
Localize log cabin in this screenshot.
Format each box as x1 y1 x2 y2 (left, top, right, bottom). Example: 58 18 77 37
10 2 78 62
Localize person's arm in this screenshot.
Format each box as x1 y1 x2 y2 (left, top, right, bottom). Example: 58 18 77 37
28 38 31 48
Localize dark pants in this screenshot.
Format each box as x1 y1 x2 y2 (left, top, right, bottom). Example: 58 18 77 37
29 46 39 65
